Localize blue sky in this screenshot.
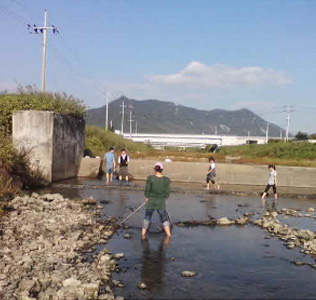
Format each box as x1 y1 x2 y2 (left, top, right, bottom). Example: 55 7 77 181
1 0 316 133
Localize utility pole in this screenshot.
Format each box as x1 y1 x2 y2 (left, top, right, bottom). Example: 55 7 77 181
135 120 138 134
215 125 218 136
128 105 133 139
28 10 59 92
283 105 294 142
105 92 109 131
265 121 269 144
120 100 126 134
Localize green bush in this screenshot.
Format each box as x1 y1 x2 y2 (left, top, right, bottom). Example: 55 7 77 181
0 87 86 135
85 125 150 157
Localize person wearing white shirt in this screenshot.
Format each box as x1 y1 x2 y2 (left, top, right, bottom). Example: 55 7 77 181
206 157 219 190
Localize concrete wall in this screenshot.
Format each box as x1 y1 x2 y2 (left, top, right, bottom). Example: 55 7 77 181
78 157 102 178
12 111 85 182
129 159 316 188
52 114 85 181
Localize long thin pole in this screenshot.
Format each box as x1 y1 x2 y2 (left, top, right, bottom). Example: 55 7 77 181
41 9 48 92
135 120 138 134
105 92 109 131
283 105 294 142
265 122 269 144
129 108 133 139
29 10 58 92
120 202 146 225
120 100 125 134
285 112 290 142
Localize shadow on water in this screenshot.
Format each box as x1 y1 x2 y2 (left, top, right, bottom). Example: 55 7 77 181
46 180 316 299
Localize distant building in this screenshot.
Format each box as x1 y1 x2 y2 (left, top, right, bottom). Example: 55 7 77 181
116 131 268 149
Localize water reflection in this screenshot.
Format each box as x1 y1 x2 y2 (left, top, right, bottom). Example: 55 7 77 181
140 236 171 291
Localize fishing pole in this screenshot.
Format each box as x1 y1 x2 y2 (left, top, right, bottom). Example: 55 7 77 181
120 201 146 225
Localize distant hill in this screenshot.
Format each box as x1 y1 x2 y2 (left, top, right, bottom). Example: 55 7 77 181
86 96 286 136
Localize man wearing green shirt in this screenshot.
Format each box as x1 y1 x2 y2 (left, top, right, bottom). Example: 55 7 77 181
142 162 172 240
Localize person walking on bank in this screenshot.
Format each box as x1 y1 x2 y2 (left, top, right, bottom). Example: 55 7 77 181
261 165 278 203
104 147 116 184
118 149 130 186
141 162 172 240
206 157 219 190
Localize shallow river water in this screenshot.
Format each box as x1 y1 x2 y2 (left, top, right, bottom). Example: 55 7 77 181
49 178 316 299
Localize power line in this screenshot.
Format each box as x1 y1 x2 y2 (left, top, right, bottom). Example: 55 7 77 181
0 3 29 24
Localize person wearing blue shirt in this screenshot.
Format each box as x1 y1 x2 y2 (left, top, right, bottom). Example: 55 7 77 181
104 147 116 184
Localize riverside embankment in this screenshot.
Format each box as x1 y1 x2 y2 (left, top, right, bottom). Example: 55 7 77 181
128 159 316 188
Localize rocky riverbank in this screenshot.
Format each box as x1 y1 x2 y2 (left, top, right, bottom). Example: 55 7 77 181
0 193 124 300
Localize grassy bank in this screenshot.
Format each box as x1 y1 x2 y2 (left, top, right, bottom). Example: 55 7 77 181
217 142 316 167
126 142 316 167
85 125 151 157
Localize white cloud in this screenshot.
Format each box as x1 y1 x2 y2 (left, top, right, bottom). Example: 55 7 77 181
149 61 293 89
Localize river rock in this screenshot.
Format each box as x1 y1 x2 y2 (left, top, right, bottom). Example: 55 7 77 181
62 278 82 287
18 279 36 296
181 271 196 277
307 207 315 213
0 192 118 300
112 280 124 288
235 217 248 225
82 282 100 298
217 217 234 226
82 196 97 205
113 253 125 259
123 233 131 239
138 282 147 289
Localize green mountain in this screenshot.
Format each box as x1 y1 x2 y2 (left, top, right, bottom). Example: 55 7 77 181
86 96 286 136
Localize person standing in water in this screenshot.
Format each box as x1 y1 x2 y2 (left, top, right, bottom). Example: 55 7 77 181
104 147 116 184
261 165 278 202
141 162 172 240
206 157 219 190
118 149 130 186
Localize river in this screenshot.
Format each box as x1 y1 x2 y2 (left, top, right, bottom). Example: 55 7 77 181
48 178 316 299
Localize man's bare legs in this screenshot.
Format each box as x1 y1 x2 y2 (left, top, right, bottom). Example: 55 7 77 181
119 175 129 184
106 173 113 184
141 227 147 240
141 225 172 240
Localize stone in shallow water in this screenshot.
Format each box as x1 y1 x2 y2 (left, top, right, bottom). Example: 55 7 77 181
235 217 248 225
113 253 125 259
217 217 234 226
82 196 97 205
123 233 131 239
307 207 315 213
137 282 147 289
181 271 196 277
